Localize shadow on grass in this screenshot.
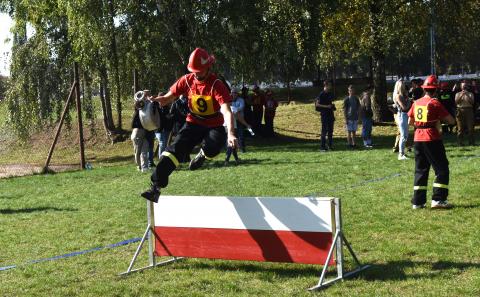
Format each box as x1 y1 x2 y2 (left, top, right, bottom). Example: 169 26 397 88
167 258 480 282
0 206 78 214
450 203 480 209
94 155 133 164
245 133 400 153
206 158 324 168
364 260 480 281
175 259 320 279
244 130 470 153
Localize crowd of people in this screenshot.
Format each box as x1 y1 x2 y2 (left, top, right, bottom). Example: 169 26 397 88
129 46 477 209
315 77 478 156
315 75 478 209
391 77 478 159
130 68 278 173
132 75 478 174
315 81 375 151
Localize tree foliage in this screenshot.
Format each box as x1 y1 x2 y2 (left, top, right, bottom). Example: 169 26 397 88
1 0 480 136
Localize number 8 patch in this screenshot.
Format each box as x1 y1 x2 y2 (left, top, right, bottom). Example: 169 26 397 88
414 105 428 122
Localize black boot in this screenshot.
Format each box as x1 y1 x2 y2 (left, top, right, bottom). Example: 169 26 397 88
141 183 161 203
189 150 206 170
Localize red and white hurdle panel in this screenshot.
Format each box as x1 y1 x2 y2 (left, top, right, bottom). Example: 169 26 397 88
121 196 369 290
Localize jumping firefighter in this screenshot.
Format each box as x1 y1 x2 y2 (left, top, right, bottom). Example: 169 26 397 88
408 75 456 209
141 48 237 203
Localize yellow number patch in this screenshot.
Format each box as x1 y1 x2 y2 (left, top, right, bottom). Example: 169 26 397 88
190 95 215 116
414 105 428 122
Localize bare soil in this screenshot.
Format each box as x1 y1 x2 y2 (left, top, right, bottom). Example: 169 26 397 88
0 164 80 179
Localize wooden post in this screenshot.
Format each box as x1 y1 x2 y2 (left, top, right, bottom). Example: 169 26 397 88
74 62 86 169
43 83 76 173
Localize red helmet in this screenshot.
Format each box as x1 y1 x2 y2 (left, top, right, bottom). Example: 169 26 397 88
187 48 215 73
421 75 439 89
440 82 450 90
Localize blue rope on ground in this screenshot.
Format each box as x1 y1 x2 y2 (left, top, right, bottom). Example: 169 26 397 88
0 237 142 272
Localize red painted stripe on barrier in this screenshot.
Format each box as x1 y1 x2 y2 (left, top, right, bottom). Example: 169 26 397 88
154 227 335 265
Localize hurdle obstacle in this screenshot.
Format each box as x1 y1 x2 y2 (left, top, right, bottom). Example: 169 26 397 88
121 196 369 290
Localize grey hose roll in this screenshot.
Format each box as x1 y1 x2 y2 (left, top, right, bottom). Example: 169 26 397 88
140 101 161 131
134 91 161 131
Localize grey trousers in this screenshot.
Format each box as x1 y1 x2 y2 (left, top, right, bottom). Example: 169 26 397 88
131 128 149 170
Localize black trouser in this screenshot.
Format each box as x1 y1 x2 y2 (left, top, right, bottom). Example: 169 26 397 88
252 109 263 134
264 116 274 137
320 115 334 149
412 140 449 205
151 122 226 188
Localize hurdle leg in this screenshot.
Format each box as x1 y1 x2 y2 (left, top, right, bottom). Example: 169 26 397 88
308 231 341 291
308 232 370 291
340 234 371 279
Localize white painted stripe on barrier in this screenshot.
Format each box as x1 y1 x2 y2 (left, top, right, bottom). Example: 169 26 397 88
154 196 333 232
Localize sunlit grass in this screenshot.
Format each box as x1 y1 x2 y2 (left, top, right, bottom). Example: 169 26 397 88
1 95 480 296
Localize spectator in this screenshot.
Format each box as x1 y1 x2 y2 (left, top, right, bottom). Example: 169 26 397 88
393 79 411 160
315 80 335 151
155 101 174 157
263 89 278 137
455 81 475 146
343 85 360 148
146 130 156 168
471 80 480 109
131 100 149 172
251 85 265 135
452 81 462 95
242 86 253 130
230 88 251 152
409 79 424 101
360 85 374 148
438 82 455 134
224 88 246 165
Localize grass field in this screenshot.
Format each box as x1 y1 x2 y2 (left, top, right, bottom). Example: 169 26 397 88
1 98 480 296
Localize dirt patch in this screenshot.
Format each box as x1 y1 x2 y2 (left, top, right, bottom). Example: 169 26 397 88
0 164 80 179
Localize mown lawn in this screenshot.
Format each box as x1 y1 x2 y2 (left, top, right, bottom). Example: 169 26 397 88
1 101 479 296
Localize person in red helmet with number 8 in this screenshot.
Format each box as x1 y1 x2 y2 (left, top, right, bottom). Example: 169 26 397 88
141 48 237 203
407 75 456 209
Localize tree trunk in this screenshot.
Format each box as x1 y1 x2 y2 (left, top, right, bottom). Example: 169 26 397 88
107 0 122 130
371 52 392 122
369 2 392 122
99 82 109 135
99 66 115 132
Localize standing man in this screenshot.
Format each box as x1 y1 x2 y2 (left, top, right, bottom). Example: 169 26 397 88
141 48 237 203
360 85 374 148
343 85 361 148
263 89 278 137
408 75 456 209
409 78 424 101
251 85 265 135
455 81 476 146
315 80 336 151
438 82 455 134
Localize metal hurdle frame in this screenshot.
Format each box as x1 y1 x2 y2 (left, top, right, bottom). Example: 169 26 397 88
119 201 182 276
308 198 370 291
120 197 370 291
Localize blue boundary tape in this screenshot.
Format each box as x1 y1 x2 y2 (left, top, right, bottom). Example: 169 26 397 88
0 237 141 272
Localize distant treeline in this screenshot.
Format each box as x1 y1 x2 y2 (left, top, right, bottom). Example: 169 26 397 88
1 1 479 138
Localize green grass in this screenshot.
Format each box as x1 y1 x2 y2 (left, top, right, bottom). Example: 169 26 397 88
1 101 480 296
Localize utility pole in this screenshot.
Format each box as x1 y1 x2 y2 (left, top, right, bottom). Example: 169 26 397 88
430 5 436 75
